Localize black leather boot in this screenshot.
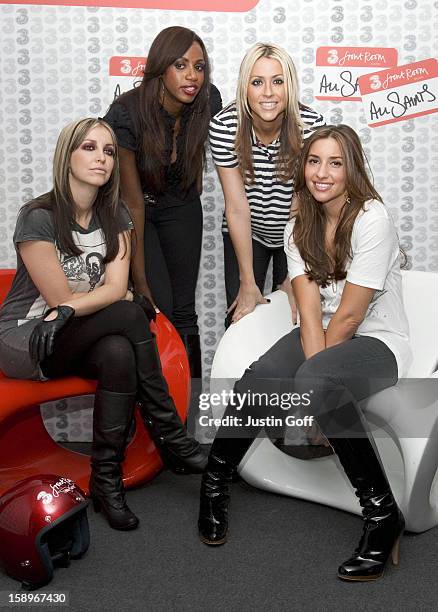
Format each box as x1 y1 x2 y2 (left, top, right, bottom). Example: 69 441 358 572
89 389 139 531
198 436 253 546
326 410 405 581
272 418 334 460
133 337 207 474
178 334 202 379
179 333 203 435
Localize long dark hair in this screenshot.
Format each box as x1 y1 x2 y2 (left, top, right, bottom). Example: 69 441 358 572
128 26 211 194
292 125 383 287
22 118 127 263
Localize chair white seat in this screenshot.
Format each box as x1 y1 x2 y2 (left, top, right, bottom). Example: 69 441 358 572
210 270 438 533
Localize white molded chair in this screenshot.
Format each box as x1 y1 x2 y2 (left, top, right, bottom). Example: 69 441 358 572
210 270 438 533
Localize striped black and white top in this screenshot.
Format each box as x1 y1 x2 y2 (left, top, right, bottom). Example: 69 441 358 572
209 101 325 248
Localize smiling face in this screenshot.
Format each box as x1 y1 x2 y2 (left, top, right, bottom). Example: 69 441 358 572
161 41 205 115
68 125 115 194
304 137 347 213
246 56 286 128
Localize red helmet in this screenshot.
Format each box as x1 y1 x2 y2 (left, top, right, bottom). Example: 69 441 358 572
0 475 90 589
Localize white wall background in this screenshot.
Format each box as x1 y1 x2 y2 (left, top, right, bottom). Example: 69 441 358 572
1 0 437 439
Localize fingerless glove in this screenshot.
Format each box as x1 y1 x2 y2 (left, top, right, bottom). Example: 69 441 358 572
29 305 75 363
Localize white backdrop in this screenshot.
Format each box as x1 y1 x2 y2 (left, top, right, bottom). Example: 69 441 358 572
0 0 437 439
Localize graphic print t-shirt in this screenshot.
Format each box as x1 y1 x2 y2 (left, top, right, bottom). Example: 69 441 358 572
0 203 133 326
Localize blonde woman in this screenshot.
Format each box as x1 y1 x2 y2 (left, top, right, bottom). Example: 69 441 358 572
209 42 325 326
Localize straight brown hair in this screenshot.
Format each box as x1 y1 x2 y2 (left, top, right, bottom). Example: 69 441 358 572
292 124 383 287
23 118 127 263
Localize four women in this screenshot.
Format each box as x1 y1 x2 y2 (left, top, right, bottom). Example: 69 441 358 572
0 28 411 583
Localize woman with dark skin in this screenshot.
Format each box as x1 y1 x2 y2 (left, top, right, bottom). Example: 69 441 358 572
0 118 206 532
198 125 411 582
104 26 222 384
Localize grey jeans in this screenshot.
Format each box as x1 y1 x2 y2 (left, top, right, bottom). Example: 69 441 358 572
218 327 398 439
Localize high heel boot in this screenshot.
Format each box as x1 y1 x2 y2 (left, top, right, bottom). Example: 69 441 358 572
198 436 253 545
89 388 139 531
133 337 207 474
326 406 405 581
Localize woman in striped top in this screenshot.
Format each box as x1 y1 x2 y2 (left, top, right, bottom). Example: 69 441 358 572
209 42 324 325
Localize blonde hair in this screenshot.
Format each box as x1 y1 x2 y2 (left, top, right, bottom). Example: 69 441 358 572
235 43 304 183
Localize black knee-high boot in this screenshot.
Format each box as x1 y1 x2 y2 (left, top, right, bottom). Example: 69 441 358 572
198 436 254 545
179 334 202 379
89 388 139 531
324 403 405 581
199 370 282 544
133 337 207 474
179 333 202 435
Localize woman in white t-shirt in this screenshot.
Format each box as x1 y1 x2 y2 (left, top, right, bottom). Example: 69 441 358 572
198 125 412 582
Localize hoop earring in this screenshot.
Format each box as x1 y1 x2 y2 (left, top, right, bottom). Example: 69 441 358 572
345 194 351 205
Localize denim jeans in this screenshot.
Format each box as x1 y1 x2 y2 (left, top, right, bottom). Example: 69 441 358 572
217 327 398 439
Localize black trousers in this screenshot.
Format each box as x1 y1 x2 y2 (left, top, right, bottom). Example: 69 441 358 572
144 195 202 336
223 233 288 310
41 301 152 394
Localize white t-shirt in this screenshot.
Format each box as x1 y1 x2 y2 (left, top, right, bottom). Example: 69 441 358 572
284 200 412 376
